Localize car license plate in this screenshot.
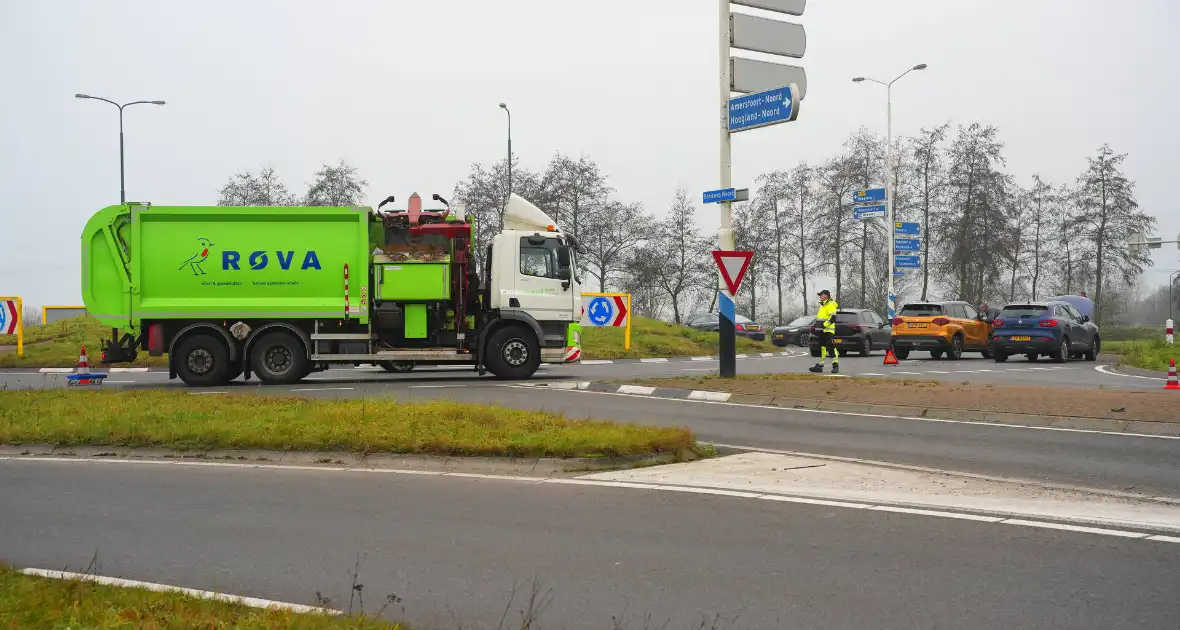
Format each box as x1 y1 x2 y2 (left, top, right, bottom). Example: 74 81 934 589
834 339 842 344
1011 336 1031 341
908 323 929 328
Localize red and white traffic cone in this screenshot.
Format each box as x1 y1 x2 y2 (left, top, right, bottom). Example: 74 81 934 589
71 345 93 385
1165 358 1180 391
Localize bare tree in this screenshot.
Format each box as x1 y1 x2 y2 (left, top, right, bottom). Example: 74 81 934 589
579 200 651 292
1069 144 1155 324
732 200 778 319
543 154 611 240
305 160 368 206
453 157 545 256
754 169 792 325
640 188 710 323
908 123 950 300
783 162 816 315
814 155 860 302
844 127 886 308
1025 174 1055 299
217 166 298 206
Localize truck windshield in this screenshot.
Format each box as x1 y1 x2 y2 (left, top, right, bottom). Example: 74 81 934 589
520 236 564 280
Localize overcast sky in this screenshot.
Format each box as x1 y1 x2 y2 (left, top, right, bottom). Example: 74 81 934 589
2 0 1178 309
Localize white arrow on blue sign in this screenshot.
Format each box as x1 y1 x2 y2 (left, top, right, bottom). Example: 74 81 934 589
853 204 886 220
894 238 921 252
895 255 921 268
728 84 799 132
703 188 736 204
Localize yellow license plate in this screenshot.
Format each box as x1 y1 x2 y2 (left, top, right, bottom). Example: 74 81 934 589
1011 336 1031 341
908 323 929 328
834 339 842 343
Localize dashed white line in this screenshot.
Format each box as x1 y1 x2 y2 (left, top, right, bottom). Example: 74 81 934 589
18 568 343 615
187 391 229 395
288 387 355 392
617 384 658 395
690 356 713 361
1095 364 1163 380
639 358 669 363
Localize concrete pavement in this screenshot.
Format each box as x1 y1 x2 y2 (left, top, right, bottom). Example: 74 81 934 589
3 459 1177 629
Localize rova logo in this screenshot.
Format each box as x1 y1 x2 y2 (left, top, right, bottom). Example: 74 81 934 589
222 250 322 271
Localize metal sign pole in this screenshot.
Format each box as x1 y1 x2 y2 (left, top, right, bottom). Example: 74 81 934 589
718 0 736 378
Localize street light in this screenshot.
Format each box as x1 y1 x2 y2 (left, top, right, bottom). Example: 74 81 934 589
498 102 512 204
75 93 166 204
852 63 927 319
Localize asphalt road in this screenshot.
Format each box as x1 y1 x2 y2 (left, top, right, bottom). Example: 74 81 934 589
4 358 1178 497
3 460 1177 630
0 350 1159 390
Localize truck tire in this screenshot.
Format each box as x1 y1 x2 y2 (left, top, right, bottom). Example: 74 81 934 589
249 331 309 386
174 334 231 387
378 361 415 373
485 325 540 380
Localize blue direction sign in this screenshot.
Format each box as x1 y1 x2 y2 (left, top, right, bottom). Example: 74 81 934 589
853 204 885 220
893 271 907 278
728 84 799 132
852 188 886 204
703 188 736 204
586 296 615 326
894 238 921 252
894 221 920 236
895 255 921 269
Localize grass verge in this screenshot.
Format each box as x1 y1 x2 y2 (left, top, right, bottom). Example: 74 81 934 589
0 390 696 458
1104 339 1175 372
582 316 779 360
0 316 165 368
623 373 1180 422
0 564 403 629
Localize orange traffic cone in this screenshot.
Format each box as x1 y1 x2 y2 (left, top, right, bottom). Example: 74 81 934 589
1165 358 1180 390
76 345 90 376
66 345 102 386
883 348 900 366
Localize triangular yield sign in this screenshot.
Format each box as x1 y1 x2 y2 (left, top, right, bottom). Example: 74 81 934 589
712 250 753 295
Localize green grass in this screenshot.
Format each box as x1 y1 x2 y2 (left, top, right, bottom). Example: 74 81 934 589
1100 325 1163 342
0 390 696 459
0 316 165 368
1104 339 1176 372
582 316 778 360
0 563 404 629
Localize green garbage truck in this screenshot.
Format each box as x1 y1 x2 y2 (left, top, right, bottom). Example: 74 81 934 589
80 192 584 386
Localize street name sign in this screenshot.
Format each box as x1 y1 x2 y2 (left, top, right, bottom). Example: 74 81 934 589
894 238 921 252
852 188 886 204
894 221 920 236
895 255 921 269
730 13 807 59
853 204 886 220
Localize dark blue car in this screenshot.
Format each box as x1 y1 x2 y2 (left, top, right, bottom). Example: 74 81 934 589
989 300 1101 363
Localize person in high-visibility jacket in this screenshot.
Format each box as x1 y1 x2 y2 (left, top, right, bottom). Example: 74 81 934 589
809 289 839 374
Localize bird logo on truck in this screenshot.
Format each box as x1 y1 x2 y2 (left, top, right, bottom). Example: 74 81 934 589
178 237 214 276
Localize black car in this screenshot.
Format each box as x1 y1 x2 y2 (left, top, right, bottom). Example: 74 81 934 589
684 312 767 341
771 316 815 347
808 308 893 357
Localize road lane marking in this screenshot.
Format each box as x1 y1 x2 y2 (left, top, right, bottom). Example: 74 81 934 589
928 370 949 374
681 368 715 372
517 387 1180 441
188 391 229 395
858 372 885 377
1095 364 1163 380
18 568 343 615
639 358 669 363
408 384 471 389
289 387 355 392
6 457 1177 544
617 385 657 395
690 356 713 361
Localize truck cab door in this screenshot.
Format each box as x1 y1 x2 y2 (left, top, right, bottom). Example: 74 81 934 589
514 235 575 324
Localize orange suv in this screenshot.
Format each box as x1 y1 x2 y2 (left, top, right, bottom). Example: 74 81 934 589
890 301 993 360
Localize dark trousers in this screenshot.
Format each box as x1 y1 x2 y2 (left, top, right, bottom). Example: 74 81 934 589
816 331 839 363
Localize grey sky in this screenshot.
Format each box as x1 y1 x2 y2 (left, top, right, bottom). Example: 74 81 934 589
2 0 1178 309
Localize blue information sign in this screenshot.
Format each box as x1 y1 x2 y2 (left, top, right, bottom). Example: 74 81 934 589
853 204 886 220
894 238 921 252
895 255 921 269
894 222 920 236
852 188 886 204
728 85 799 132
703 188 736 204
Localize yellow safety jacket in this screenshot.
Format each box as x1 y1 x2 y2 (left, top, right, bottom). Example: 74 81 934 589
816 299 839 334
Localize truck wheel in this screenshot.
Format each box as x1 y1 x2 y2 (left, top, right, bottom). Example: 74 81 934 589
378 361 415 373
174 334 231 387
485 326 540 380
250 331 308 386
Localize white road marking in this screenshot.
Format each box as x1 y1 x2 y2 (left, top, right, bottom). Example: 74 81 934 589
18 568 343 615
520 387 1180 441
687 390 732 402
681 368 715 372
857 372 885 377
760 352 775 357
109 367 150 373
408 384 470 389
187 391 229 395
38 368 74 373
928 370 949 374
1095 364 1163 380
639 358 669 363
893 371 921 375
103 380 136 384
690 356 714 361
6 457 1177 544
735 354 748 359
580 360 615 365
288 387 355 392
617 384 657 395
